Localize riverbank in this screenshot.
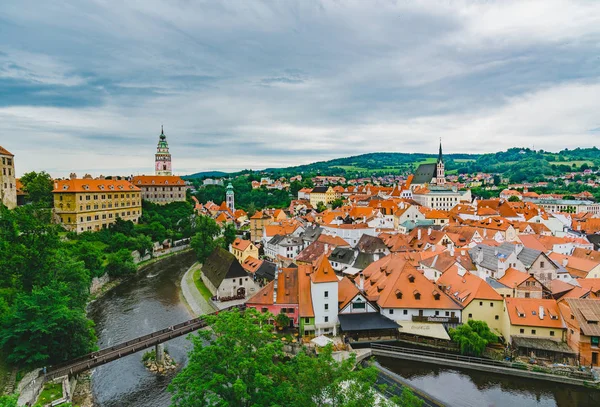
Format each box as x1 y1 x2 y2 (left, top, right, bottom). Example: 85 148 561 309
180 263 217 317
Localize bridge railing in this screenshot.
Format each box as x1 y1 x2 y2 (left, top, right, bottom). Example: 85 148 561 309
44 303 247 377
371 343 511 368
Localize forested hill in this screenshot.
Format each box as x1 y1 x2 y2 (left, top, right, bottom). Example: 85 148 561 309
185 147 600 181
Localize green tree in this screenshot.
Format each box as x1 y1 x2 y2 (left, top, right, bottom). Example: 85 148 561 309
169 308 411 407
449 320 498 357
316 202 327 213
191 216 220 264
105 249 137 277
275 312 290 329
20 171 53 207
508 195 521 202
330 198 344 209
134 234 153 259
0 284 96 365
0 394 18 407
70 241 106 278
221 223 237 250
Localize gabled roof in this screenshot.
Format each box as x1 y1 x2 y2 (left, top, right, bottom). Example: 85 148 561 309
247 267 299 306
338 277 360 310
255 261 277 281
329 247 356 265
298 264 314 317
232 238 253 251
241 256 263 274
311 256 338 284
438 268 502 306
549 252 599 277
362 254 462 310
53 178 140 193
412 163 436 184
202 247 247 289
317 233 350 247
564 298 600 336
497 267 532 288
504 298 563 328
0 146 14 156
131 175 185 186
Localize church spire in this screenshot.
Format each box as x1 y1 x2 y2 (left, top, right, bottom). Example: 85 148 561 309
438 138 443 163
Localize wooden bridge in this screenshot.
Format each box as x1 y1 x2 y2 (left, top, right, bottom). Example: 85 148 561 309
43 304 245 381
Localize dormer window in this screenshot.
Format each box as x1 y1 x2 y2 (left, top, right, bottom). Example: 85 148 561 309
395 289 402 299
62 185 69 190
408 274 415 283
165 181 169 185
433 290 440 301
413 290 421 300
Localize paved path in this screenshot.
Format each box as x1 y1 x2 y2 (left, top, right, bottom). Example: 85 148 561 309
181 263 217 316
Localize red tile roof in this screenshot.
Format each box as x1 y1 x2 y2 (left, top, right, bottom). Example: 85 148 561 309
53 178 140 193
504 298 563 328
131 175 185 186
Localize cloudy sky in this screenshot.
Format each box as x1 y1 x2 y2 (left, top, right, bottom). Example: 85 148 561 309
1 0 600 177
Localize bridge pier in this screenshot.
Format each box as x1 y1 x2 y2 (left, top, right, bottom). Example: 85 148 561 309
155 343 165 365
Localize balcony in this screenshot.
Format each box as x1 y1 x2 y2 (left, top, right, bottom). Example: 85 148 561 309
412 315 459 324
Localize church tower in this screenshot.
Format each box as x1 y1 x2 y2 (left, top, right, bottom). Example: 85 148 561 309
436 140 445 185
226 182 235 212
155 126 172 176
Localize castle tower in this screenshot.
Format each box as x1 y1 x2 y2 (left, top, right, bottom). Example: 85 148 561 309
226 182 235 212
436 140 445 185
155 126 172 176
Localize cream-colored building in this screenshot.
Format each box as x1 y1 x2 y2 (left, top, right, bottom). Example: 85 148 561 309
309 186 338 208
0 146 17 209
53 177 142 233
502 298 565 341
230 238 259 263
131 175 187 205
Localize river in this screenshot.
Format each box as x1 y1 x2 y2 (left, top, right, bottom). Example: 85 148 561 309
377 356 600 407
88 252 197 407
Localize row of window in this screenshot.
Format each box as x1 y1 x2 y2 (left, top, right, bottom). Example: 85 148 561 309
1 158 12 165
72 193 139 201
74 210 139 223
2 167 11 176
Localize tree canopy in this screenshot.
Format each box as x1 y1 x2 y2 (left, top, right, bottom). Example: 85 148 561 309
169 308 419 407
449 320 498 356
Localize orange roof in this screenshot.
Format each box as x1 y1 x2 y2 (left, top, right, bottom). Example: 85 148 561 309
363 254 462 310
53 178 140 193
232 238 252 251
497 267 533 288
131 175 185 186
264 223 299 237
247 268 299 306
438 268 502 306
241 256 263 274
311 256 338 284
0 146 14 156
549 252 599 277
250 210 271 220
298 264 314 317
504 298 563 328
234 209 247 218
425 209 450 219
338 277 360 310
571 248 600 262
517 235 549 252
317 234 350 247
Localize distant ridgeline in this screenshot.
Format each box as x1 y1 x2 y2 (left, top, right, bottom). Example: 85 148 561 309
184 147 600 181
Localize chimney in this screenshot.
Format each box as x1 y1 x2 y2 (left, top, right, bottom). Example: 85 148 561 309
515 244 524 255
324 243 329 254
449 244 455 257
358 273 365 292
539 306 544 320
461 249 466 256
427 227 432 236
477 247 484 264
562 258 568 267
70 172 77 180
418 229 422 240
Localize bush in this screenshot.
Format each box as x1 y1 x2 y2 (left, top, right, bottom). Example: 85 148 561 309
512 362 528 370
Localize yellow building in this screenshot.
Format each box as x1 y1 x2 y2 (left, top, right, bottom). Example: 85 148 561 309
309 186 337 208
437 269 504 334
53 177 142 233
249 211 272 242
0 145 17 209
502 298 565 341
230 238 259 263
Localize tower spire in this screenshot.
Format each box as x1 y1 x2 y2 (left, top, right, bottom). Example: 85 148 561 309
438 138 443 163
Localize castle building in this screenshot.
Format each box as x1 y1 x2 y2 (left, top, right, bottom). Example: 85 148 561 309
53 175 142 233
131 175 187 205
0 146 16 209
155 126 172 176
226 182 235 212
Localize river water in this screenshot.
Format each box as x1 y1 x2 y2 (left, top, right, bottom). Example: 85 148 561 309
377 356 600 407
88 252 600 407
88 252 197 407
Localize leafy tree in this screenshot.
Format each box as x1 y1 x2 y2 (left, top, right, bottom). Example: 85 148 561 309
105 249 137 277
0 394 18 407
0 284 96 365
70 241 105 278
20 171 53 207
191 216 221 264
134 234 153 259
449 320 498 356
508 195 521 202
330 198 344 209
275 312 290 329
221 223 237 250
109 217 136 237
316 202 327 213
169 308 412 407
